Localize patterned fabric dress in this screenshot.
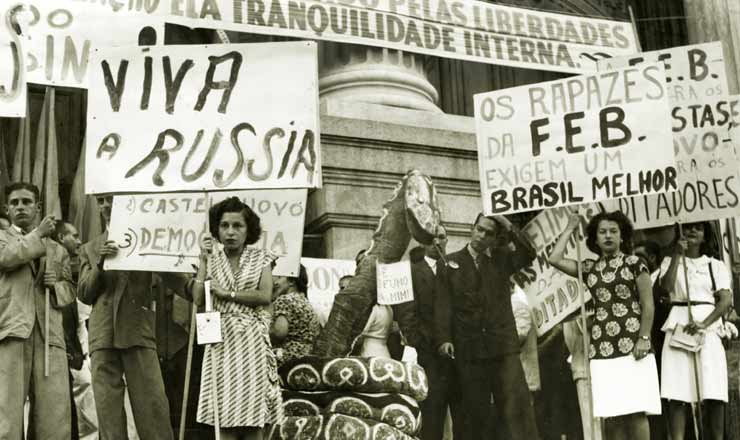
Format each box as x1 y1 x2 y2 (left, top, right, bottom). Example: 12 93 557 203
272 291 321 368
582 252 661 417
196 246 284 428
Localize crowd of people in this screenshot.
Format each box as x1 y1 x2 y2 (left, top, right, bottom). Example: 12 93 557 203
0 180 737 440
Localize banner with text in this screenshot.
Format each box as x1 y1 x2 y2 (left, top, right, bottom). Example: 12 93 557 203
86 41 320 194
105 189 307 277
1 3 26 117
377 260 413 305
17 0 161 88
511 204 602 336
474 62 676 215
302 257 356 326
52 0 638 74
598 43 739 228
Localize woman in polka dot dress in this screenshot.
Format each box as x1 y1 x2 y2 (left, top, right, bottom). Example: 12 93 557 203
549 211 660 440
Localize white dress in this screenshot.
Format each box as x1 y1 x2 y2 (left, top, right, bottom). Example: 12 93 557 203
358 304 394 358
659 255 729 403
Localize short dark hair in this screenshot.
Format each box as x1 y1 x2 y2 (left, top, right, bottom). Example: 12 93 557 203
208 197 261 245
290 264 309 295
54 221 74 239
634 240 661 260
585 211 634 256
5 182 40 203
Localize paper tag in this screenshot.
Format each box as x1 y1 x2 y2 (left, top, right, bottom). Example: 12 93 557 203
377 260 414 305
196 311 222 345
401 345 418 365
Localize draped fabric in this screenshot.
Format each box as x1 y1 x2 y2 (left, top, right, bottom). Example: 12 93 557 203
68 136 102 243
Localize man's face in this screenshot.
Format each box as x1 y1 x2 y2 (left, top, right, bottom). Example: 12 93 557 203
470 217 498 252
424 233 448 259
60 225 81 257
6 189 39 230
96 195 113 224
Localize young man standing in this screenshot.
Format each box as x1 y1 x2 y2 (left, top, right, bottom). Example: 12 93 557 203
0 182 76 439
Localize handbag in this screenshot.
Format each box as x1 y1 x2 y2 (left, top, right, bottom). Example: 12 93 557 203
668 260 717 352
669 323 705 352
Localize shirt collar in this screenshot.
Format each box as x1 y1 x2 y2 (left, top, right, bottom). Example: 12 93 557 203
11 224 23 234
424 255 437 272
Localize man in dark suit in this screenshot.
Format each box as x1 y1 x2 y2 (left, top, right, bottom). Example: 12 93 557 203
78 195 190 440
435 214 538 440
395 226 465 440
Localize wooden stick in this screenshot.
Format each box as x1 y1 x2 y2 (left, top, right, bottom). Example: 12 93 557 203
178 306 197 440
678 223 705 440
44 287 49 377
574 220 596 440
210 347 220 440
628 6 642 52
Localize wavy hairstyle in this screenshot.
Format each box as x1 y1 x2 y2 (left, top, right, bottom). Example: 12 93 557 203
585 211 634 256
208 197 262 246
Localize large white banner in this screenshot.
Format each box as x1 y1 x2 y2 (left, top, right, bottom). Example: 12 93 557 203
0 3 26 117
598 43 739 228
474 62 676 215
50 0 638 74
302 258 356 326
16 0 161 88
511 204 602 336
86 41 320 194
105 189 307 276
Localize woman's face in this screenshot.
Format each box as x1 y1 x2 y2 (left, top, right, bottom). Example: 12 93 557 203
596 219 621 255
273 276 293 297
218 212 248 252
683 222 705 247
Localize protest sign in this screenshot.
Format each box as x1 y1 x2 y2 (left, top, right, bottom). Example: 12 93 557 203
609 96 740 228
105 189 307 276
59 0 638 74
16 0 161 88
510 204 603 336
376 260 413 305
598 44 739 228
0 3 26 117
302 258 356 326
475 62 676 215
86 41 320 194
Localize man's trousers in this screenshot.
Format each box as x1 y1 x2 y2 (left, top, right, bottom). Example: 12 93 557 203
91 347 174 440
0 323 71 440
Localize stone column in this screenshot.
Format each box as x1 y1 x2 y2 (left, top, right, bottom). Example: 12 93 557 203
318 42 441 112
683 0 740 93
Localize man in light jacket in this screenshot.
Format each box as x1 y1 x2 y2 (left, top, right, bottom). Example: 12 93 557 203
0 182 76 439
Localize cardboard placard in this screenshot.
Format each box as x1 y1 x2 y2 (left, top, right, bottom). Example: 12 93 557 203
106 189 306 277
377 260 414 305
302 257 356 326
86 41 320 194
62 0 639 73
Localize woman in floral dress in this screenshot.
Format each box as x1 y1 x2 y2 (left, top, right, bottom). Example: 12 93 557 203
549 211 660 440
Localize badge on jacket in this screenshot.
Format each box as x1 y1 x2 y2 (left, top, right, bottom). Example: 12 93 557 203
447 261 459 269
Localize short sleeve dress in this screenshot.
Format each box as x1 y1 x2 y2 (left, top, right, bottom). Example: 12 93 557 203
659 255 730 403
196 246 283 428
272 291 321 367
582 252 662 418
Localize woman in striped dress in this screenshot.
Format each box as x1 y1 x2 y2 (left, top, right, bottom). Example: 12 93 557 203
190 197 283 440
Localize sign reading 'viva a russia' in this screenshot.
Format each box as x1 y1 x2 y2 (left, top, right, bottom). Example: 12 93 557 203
86 41 321 194
474 62 676 215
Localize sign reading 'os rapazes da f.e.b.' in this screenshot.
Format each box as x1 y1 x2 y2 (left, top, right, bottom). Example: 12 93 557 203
474 62 676 215
86 41 320 194
105 189 307 277
597 43 740 228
